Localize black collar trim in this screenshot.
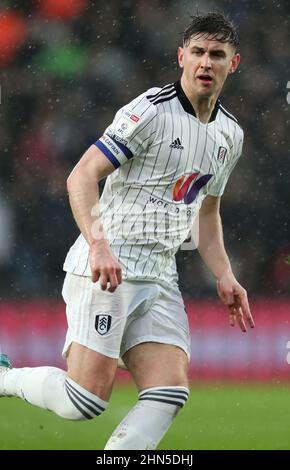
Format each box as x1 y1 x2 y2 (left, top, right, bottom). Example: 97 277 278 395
174 80 220 123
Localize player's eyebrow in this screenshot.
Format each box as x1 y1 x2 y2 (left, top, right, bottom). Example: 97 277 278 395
190 46 205 53
190 46 226 57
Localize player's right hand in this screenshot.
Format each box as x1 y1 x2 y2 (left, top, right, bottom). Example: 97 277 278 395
89 240 122 292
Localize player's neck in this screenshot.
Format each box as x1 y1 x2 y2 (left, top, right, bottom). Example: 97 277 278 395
181 78 218 124
192 97 217 124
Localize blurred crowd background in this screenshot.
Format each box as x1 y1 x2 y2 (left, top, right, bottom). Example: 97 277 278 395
0 0 289 300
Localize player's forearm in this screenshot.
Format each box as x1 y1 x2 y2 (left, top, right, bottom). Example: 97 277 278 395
67 169 105 247
197 211 233 280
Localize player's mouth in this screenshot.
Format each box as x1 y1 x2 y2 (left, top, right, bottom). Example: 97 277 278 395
197 74 213 84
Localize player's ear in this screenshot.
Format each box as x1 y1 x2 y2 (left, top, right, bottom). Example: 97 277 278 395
229 53 240 74
178 46 184 68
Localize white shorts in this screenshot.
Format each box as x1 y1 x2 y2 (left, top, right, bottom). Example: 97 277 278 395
62 273 190 360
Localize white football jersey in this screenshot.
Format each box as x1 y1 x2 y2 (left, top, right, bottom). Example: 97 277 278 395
64 81 244 285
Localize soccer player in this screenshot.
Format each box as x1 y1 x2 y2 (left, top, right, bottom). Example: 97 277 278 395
0 12 254 449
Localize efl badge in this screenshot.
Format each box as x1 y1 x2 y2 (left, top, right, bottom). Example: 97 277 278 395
115 109 141 137
217 146 227 165
95 314 112 335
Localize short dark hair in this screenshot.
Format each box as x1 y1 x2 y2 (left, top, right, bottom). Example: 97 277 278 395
182 12 239 49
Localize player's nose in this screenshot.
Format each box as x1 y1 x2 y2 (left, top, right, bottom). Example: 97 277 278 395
200 52 212 68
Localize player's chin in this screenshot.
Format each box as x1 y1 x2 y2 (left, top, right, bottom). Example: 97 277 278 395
197 87 214 97
196 81 214 93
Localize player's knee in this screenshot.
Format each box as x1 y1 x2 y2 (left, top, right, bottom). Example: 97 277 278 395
58 378 108 421
139 385 190 411
58 398 89 421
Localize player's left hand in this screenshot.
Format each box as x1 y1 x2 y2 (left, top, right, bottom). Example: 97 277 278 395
216 270 255 332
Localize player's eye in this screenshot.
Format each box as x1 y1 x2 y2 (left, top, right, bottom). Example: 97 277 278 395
211 51 225 58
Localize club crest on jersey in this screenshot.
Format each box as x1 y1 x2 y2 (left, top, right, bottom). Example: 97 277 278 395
95 314 112 335
217 146 227 165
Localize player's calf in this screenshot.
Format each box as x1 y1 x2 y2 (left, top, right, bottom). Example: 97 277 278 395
0 361 108 420
105 385 189 449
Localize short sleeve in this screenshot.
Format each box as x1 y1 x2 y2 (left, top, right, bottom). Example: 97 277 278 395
208 127 244 197
94 92 158 169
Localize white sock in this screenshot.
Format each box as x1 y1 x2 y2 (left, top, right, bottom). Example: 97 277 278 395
2 366 108 420
105 386 189 450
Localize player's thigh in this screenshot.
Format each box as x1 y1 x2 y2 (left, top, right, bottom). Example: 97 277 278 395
62 273 129 400
121 281 190 390
123 342 189 391
66 342 117 401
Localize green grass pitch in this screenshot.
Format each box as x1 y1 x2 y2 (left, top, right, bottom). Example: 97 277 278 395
0 383 289 450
